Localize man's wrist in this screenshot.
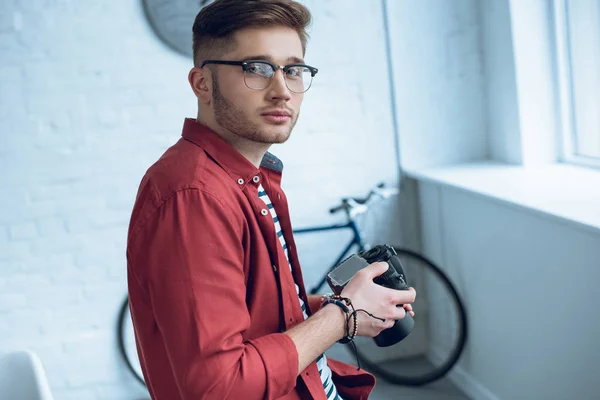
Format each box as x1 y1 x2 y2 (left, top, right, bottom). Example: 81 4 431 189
320 302 347 342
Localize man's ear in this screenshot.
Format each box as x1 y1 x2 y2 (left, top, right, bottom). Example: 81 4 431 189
188 67 212 105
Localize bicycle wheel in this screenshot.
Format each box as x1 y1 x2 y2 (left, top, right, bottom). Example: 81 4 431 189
117 296 146 387
347 248 468 386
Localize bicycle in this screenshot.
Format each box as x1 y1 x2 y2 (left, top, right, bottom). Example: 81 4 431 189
117 182 468 387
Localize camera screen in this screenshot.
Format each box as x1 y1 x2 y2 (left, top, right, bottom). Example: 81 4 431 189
329 255 369 286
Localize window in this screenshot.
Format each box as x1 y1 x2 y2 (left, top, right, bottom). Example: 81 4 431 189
554 0 600 167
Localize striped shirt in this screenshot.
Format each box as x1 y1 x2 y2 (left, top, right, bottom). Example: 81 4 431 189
258 184 344 400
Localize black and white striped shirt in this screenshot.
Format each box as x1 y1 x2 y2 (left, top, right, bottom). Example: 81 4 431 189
258 184 344 400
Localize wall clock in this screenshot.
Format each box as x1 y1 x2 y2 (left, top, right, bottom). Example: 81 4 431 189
142 0 216 58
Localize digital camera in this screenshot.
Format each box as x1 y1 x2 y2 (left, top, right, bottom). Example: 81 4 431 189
326 244 414 347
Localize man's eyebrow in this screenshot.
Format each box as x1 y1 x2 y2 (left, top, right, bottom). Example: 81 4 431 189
287 56 305 64
241 55 306 64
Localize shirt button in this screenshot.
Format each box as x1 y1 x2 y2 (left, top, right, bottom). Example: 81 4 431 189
237 178 244 185
253 176 260 183
261 209 268 216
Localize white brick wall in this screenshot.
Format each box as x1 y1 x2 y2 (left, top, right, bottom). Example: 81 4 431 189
0 0 481 398
386 0 487 170
1 0 194 397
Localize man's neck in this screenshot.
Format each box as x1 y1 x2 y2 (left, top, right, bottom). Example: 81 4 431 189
195 116 270 168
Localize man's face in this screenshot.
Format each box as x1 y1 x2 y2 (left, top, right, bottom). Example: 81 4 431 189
210 26 305 144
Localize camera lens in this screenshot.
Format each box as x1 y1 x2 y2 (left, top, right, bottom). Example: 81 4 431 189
361 246 389 262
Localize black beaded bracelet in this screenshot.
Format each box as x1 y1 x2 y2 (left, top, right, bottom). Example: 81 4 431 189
322 298 349 313
322 298 357 344
330 296 358 342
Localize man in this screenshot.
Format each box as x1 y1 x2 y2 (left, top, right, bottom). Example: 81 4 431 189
126 0 416 399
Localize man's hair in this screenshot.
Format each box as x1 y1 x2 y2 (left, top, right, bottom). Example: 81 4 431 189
192 0 312 67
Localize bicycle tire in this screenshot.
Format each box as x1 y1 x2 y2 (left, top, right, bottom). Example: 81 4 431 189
347 247 468 387
117 296 146 387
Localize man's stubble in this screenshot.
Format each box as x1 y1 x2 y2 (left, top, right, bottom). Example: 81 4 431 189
212 75 299 145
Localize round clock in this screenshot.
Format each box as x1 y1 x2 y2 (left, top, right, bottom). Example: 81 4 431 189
142 0 215 58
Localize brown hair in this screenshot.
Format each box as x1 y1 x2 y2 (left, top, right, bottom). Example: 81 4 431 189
192 0 312 67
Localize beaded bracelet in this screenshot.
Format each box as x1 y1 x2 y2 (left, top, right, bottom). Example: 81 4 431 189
322 298 358 344
329 295 358 342
344 310 358 343
328 294 353 308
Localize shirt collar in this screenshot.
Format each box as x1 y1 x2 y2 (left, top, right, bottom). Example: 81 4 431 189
181 118 284 184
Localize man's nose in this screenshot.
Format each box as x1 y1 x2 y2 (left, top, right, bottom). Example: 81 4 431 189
267 69 292 101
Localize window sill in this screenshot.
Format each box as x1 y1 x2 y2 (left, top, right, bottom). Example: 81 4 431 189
404 161 600 235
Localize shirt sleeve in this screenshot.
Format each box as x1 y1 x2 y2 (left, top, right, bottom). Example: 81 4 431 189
128 187 299 399
307 294 324 315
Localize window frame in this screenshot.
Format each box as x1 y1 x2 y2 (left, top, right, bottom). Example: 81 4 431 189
553 0 600 169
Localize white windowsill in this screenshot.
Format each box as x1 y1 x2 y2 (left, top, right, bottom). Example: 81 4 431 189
404 161 600 236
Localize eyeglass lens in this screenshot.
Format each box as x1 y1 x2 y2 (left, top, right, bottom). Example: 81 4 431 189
244 62 313 93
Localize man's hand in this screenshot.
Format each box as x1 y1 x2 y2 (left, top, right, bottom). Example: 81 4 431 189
340 262 417 338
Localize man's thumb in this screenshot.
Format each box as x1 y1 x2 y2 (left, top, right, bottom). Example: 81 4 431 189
365 261 389 279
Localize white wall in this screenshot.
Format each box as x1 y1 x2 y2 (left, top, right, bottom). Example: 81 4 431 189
1 1 194 398
479 0 560 166
565 0 600 157
508 0 559 165
418 180 600 399
0 0 411 398
479 0 522 164
386 0 488 170
409 1 600 398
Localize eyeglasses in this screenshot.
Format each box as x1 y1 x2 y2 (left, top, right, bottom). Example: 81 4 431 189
201 59 319 93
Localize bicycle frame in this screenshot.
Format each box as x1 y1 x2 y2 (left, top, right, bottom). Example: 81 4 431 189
293 220 367 294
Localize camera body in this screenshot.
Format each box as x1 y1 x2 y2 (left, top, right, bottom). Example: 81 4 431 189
326 244 414 347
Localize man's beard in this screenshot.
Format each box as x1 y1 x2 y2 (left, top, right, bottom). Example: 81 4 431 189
212 77 297 144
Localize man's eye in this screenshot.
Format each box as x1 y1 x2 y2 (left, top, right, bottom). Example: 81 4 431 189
286 67 305 79
247 63 272 76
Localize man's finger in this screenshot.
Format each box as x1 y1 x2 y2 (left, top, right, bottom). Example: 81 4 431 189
363 261 390 279
403 304 415 317
393 307 406 320
392 287 416 304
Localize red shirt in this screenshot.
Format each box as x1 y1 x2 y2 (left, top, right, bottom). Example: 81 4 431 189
126 119 376 399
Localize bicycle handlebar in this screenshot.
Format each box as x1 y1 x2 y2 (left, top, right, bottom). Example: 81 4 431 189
329 204 345 214
329 182 399 215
